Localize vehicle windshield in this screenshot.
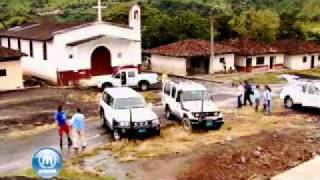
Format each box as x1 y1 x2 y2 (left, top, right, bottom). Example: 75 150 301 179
182 90 210 101
114 97 146 109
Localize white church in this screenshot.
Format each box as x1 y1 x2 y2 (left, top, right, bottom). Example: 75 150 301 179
0 1 141 86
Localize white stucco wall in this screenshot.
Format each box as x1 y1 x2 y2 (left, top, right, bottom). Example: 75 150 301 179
150 55 187 76
0 60 24 91
235 54 284 67
284 54 320 70
209 54 235 73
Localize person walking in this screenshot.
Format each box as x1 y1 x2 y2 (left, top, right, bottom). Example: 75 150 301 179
55 105 73 150
237 83 244 108
71 108 86 154
264 85 272 115
243 81 253 106
253 85 261 112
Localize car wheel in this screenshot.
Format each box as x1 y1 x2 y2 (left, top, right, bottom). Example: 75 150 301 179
102 83 112 90
139 82 149 91
165 106 173 120
182 117 193 132
284 97 294 109
113 130 121 141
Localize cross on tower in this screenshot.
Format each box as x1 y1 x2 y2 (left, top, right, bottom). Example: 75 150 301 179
93 0 106 23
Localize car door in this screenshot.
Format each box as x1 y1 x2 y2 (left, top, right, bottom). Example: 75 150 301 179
127 71 137 87
302 85 320 107
104 94 114 126
112 73 121 87
291 84 307 104
170 87 182 118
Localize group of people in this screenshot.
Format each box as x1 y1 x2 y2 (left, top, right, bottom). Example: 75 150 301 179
237 81 273 115
55 105 86 154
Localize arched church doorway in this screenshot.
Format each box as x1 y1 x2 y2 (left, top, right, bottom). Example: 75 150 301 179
91 46 112 76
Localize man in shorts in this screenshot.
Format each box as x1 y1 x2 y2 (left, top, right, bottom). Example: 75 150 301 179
55 105 73 150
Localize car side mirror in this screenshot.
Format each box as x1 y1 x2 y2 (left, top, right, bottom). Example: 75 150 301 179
210 95 214 101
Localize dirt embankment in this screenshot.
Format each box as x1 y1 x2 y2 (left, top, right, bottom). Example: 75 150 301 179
177 128 320 180
0 88 100 135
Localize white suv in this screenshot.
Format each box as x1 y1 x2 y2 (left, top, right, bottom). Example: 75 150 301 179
162 80 224 131
280 80 320 109
100 87 160 140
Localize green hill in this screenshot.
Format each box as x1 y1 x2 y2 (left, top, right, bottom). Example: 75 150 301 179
0 0 320 48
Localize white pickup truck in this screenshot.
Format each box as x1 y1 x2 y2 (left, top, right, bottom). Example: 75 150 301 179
162 80 224 132
97 68 159 91
280 80 320 109
100 87 160 140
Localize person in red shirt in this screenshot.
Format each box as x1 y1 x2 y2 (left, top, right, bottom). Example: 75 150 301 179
55 105 73 150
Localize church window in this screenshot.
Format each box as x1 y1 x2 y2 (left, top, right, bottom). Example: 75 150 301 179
43 42 47 60
134 10 139 20
18 38 21 51
8 38 11 49
69 54 73 59
29 40 33 57
117 52 122 58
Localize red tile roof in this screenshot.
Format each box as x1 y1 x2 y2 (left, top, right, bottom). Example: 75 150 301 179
221 38 284 56
0 21 131 41
0 22 85 41
271 39 320 55
145 39 239 57
0 46 26 61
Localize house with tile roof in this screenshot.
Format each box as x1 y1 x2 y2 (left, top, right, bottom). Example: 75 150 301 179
145 39 238 76
0 2 141 86
0 46 25 91
221 38 285 72
271 39 320 70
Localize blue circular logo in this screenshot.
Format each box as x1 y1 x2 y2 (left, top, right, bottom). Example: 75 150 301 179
32 148 63 179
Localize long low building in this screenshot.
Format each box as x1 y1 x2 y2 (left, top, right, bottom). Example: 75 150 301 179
0 46 25 91
145 39 238 76
271 39 320 70
145 38 320 76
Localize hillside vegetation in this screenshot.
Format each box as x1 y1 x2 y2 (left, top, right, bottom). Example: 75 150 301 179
0 0 320 48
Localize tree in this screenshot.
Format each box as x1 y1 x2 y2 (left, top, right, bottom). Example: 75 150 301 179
229 8 280 42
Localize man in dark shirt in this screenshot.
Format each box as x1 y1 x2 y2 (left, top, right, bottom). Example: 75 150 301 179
244 81 253 106
55 105 72 150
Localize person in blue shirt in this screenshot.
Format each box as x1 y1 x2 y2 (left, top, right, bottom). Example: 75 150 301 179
55 105 73 150
71 108 86 154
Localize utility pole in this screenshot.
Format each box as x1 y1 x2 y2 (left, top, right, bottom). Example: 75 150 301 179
210 10 215 63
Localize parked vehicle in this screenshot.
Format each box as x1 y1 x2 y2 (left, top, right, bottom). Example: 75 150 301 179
100 87 160 140
280 80 320 109
97 68 159 91
162 80 224 131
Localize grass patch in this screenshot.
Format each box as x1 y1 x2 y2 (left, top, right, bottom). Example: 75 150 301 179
234 72 286 84
141 90 161 104
284 68 320 79
234 67 320 84
22 167 114 180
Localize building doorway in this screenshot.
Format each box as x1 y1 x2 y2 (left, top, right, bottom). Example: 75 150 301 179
91 46 112 76
246 58 252 72
311 56 315 69
187 57 210 75
270 56 275 69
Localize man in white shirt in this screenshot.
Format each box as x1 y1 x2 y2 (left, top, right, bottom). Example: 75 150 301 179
71 108 86 154
237 83 244 108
